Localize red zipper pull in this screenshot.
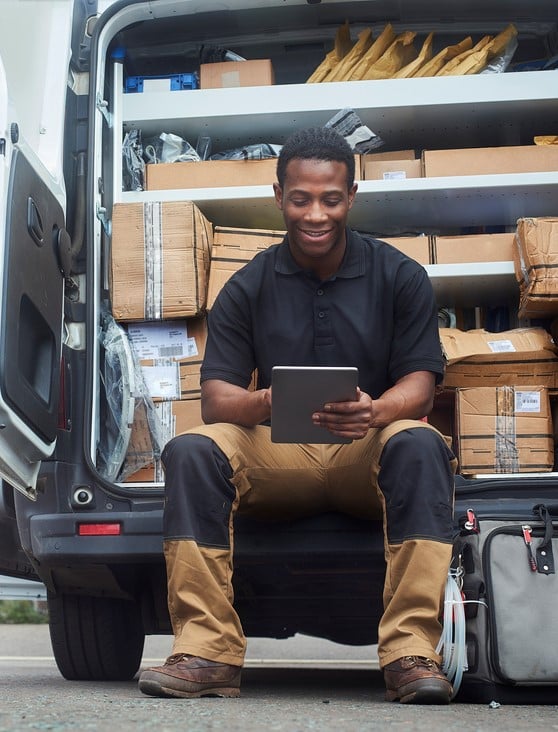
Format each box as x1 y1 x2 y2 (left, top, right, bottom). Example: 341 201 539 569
522 525 537 572
464 508 479 533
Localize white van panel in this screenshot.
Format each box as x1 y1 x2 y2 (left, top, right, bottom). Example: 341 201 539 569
0 0 73 184
0 4 69 498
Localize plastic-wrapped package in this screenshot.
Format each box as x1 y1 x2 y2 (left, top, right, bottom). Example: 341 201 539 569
209 143 282 160
143 132 201 164
325 108 384 153
122 129 144 191
97 313 163 482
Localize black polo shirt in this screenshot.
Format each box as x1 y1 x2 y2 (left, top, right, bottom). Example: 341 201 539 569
201 227 443 399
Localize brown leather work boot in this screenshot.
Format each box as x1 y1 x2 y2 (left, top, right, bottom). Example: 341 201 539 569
383 656 452 704
138 654 242 698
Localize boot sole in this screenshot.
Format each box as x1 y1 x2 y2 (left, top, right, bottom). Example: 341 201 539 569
139 678 240 698
386 680 452 705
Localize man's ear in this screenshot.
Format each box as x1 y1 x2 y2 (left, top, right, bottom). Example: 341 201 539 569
348 182 358 209
273 182 283 210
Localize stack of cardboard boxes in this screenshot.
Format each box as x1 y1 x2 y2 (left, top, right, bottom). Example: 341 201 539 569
111 200 212 481
438 327 558 475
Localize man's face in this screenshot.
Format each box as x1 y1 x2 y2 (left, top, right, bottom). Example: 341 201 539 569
273 158 357 274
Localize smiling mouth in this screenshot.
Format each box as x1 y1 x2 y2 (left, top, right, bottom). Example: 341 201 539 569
301 229 331 238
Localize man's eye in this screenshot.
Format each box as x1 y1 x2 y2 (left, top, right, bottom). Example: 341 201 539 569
291 199 308 207
324 199 342 207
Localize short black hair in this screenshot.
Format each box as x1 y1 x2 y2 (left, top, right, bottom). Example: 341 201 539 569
276 126 355 190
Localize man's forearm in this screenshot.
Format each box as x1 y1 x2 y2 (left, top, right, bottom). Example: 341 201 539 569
370 372 435 428
201 381 271 427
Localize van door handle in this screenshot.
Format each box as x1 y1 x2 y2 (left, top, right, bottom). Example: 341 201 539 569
27 197 44 246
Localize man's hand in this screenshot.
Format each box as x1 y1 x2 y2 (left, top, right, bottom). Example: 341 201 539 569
312 388 373 440
311 371 437 439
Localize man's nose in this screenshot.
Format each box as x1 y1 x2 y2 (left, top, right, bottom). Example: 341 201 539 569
305 200 327 221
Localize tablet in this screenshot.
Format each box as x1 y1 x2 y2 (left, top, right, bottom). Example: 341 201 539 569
271 366 359 444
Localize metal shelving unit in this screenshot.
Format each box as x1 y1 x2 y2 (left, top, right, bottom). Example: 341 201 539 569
111 66 558 306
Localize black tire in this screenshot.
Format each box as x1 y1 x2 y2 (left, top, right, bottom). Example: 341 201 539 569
47 593 145 681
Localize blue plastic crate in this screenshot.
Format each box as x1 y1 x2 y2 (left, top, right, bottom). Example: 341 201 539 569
124 73 198 93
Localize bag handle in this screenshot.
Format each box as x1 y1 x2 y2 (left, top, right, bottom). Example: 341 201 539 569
533 504 555 575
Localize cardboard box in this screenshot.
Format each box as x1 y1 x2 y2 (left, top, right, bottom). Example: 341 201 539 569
146 158 278 190
433 233 515 265
207 226 286 308
362 150 416 162
382 236 430 265
111 201 212 321
136 317 207 400
422 145 558 177
440 327 558 390
514 217 558 319
456 386 554 475
363 158 422 181
440 327 557 365
200 59 274 89
125 399 204 483
146 153 360 191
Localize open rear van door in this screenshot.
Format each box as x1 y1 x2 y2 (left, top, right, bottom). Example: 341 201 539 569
0 3 72 499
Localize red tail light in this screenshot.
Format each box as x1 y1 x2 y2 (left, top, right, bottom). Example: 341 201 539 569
78 523 121 536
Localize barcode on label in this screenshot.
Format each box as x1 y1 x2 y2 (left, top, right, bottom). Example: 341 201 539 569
515 391 541 413
488 339 516 353
158 345 184 358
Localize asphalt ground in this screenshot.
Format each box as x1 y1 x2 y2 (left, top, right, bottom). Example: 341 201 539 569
1 625 558 731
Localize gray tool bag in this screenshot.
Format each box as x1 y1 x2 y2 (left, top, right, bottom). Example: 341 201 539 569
454 502 558 703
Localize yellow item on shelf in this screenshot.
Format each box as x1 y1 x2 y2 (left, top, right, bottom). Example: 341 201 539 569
360 31 417 80
394 32 434 78
326 27 373 82
306 20 352 83
347 23 396 81
413 37 473 77
437 35 493 75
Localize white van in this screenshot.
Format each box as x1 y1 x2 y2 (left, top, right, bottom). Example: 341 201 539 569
1 0 557 681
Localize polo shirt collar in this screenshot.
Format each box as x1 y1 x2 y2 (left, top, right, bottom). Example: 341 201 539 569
275 227 365 279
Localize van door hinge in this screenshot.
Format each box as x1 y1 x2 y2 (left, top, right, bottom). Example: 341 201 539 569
0 139 5 156
96 205 111 236
96 93 112 127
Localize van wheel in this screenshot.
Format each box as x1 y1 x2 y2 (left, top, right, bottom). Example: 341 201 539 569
47 593 145 681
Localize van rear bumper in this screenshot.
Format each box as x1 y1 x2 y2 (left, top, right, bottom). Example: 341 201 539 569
29 511 164 564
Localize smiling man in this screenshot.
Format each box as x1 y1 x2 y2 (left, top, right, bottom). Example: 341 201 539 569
139 127 457 704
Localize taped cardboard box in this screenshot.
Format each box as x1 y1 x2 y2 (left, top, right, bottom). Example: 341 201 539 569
422 145 558 178
514 217 558 319
456 386 554 475
381 236 430 265
132 317 207 401
433 232 515 264
440 327 558 389
200 59 274 88
111 201 212 321
207 226 286 308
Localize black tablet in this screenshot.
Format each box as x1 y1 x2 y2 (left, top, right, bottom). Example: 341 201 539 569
271 366 359 444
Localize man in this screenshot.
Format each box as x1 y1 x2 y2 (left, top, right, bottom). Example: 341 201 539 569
139 126 456 704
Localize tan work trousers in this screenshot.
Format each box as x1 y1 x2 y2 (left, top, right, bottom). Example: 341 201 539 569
164 419 456 668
